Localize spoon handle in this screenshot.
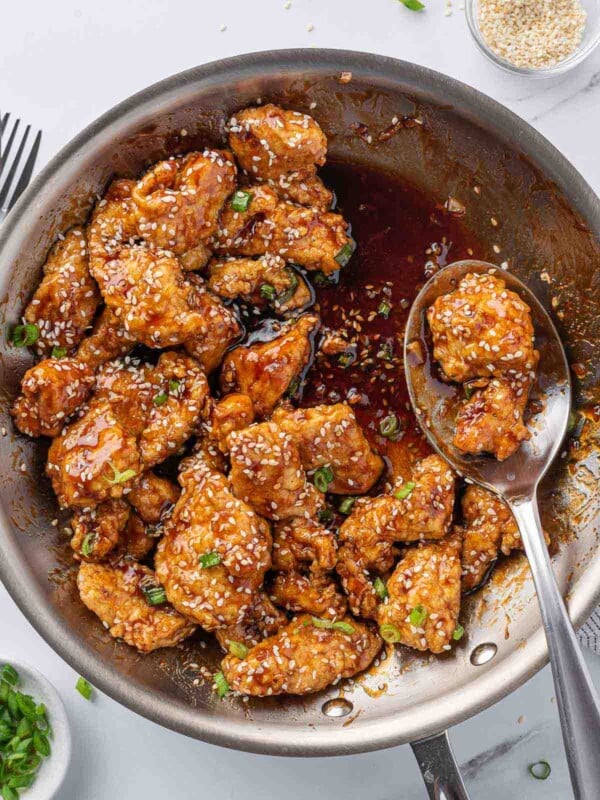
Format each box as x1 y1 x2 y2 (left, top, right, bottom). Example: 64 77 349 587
509 497 600 800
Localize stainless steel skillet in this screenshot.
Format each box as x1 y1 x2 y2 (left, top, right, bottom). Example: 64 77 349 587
0 50 598 798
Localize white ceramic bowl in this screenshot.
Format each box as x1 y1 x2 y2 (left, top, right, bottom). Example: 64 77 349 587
0 659 71 799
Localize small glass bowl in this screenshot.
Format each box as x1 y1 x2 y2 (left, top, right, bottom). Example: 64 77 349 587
465 0 600 77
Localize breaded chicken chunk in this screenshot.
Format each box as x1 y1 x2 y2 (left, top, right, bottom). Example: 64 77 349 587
181 286 242 373
71 499 130 561
206 393 255 455
119 512 157 560
131 150 237 255
427 272 537 383
11 357 94 438
47 401 142 508
272 517 337 573
221 613 381 696
272 403 384 494
78 561 195 652
155 464 272 631
378 533 462 654
215 593 287 651
270 571 347 620
220 314 318 417
87 178 138 278
24 227 100 356
127 471 180 525
75 307 135 369
227 421 323 521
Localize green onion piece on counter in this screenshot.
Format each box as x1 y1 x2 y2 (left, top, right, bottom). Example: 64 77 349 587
373 577 388 600
409 604 427 626
379 414 400 438
313 465 334 493
317 507 334 525
214 671 230 698
394 481 416 501
399 0 425 9
377 300 391 319
168 379 181 393
452 624 465 641
75 676 93 701
104 464 137 485
10 324 39 348
80 533 96 558
259 283 277 302
528 761 551 780
51 346 67 359
228 641 249 660
334 240 356 267
199 551 221 569
140 580 167 606
153 392 168 406
230 190 252 212
379 623 402 643
338 497 356 515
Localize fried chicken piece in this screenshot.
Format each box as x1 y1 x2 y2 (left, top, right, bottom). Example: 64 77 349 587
215 593 287 651
220 314 318 418
453 368 536 461
378 533 462 654
47 401 142 508
127 471 180 525
11 357 94 438
227 421 323 521
272 517 337 572
426 272 537 383
270 571 347 619
119 512 156 560
269 171 333 212
181 286 242 373
228 105 327 182
75 307 135 369
335 546 385 620
87 178 138 279
208 255 310 313
155 465 272 631
206 393 255 455
272 403 384 494
131 150 237 255
222 613 381 696
24 227 100 356
78 561 196 652
71 499 130 561
213 184 280 257
93 358 156 436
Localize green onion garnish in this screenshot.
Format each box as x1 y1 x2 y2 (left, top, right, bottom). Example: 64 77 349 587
259 283 277 302
75 677 93 701
313 466 334 493
317 507 334 525
104 463 137 485
338 497 356 515
338 351 355 369
399 0 425 10
310 617 355 634
168 379 181 393
334 240 356 267
10 324 39 348
199 552 221 569
394 481 416 501
153 392 168 406
230 190 252 212
51 346 67 359
140 580 167 606
379 414 400 438
228 641 249 660
373 577 388 600
313 271 335 287
528 761 551 780
379 623 402 643
80 533 96 558
378 301 391 319
332 621 355 635
1 665 19 687
276 268 300 304
452 624 465 641
409 604 427 626
214 671 230 698
377 341 393 361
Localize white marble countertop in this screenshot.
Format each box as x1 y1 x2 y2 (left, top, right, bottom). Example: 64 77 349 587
2 1 600 798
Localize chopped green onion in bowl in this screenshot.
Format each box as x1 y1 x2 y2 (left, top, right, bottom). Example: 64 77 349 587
75 677 93 701
528 760 551 780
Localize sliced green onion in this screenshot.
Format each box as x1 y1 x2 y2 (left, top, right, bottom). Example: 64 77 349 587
230 190 252 212
378 300 391 319
259 283 277 302
452 624 465 641
338 351 355 369
464 384 474 400
317 507 334 525
373 577 388 600
214 671 230 698
377 341 393 361
332 621 355 635
313 465 334 493
379 414 400 438
399 0 425 9
80 533 96 558
1 665 19 687
51 346 67 359
338 497 356 515
409 604 427 626
334 240 356 267
199 551 221 569
140 580 167 606
10 324 39 348
528 760 551 780
379 623 402 643
310 617 355 635
153 392 168 407
228 641 249 660
394 481 416 501
75 676 93 701
275 268 300 304
168 379 181 393
313 271 335 287
104 463 137 485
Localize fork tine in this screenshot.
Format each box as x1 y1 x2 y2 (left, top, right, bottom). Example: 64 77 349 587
0 124 29 209
8 129 41 211
0 118 20 182
0 112 9 140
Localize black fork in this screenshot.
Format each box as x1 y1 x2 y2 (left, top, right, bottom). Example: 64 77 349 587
0 112 42 223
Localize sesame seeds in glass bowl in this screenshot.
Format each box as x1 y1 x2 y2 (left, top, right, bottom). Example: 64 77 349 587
465 0 600 77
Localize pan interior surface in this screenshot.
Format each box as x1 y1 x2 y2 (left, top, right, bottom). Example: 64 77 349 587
0 50 598 756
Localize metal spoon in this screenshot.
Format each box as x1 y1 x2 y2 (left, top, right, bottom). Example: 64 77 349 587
404 259 600 800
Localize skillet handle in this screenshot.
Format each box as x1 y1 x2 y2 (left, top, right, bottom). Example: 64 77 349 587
410 730 470 800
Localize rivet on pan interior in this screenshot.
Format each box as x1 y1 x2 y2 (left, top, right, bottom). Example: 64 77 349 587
470 642 498 666
321 698 353 718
